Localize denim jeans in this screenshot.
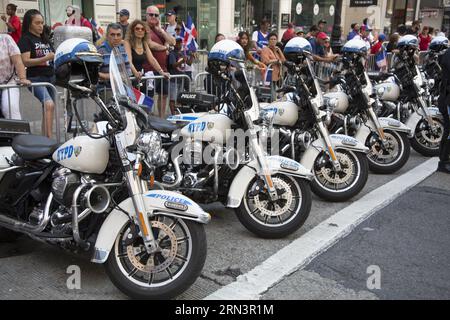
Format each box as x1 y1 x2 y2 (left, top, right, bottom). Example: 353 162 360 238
28 76 56 105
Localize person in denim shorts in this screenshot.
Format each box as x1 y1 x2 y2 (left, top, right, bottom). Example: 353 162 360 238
18 9 55 138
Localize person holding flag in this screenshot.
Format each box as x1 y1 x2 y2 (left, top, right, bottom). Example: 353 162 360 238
180 14 198 90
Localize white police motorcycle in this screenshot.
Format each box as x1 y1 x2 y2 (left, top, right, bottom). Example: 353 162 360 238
0 39 209 300
162 40 313 239
323 39 412 174
258 37 370 202
371 35 446 157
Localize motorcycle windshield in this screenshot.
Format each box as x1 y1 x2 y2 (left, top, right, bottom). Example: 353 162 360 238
109 47 136 105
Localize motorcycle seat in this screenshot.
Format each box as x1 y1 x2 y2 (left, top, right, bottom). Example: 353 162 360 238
148 116 178 134
12 135 59 161
368 72 394 82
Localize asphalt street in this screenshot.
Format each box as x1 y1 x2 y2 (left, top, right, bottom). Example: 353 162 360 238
1 148 447 300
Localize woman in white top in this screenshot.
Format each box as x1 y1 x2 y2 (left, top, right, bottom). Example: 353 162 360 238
0 20 30 119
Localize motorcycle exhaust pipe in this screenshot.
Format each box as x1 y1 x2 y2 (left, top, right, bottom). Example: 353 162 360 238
84 185 111 214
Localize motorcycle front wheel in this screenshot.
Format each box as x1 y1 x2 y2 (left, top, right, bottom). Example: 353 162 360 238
311 149 369 202
366 130 411 174
104 215 207 300
410 117 444 157
237 174 312 239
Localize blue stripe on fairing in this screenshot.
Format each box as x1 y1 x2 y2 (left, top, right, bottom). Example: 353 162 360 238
168 116 199 121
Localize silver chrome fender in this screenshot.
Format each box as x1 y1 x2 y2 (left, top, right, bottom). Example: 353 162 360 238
355 118 412 142
405 107 443 138
92 190 210 264
300 135 369 171
227 156 313 208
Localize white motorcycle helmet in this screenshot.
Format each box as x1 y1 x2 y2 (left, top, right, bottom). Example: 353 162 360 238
342 38 369 55
54 38 103 88
207 39 245 76
284 37 313 64
429 36 449 53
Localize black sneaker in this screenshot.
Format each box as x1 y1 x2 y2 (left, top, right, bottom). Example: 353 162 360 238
437 162 450 174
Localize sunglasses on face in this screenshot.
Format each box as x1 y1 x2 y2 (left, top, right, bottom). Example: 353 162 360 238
147 13 159 18
135 27 145 31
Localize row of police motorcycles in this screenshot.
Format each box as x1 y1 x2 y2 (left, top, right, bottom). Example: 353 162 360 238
0 34 446 300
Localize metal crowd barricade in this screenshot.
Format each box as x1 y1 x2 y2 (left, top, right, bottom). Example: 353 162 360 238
366 51 428 72
0 82 63 143
193 50 209 79
98 74 193 117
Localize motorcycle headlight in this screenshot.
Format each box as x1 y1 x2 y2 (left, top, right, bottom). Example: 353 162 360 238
428 79 435 89
137 131 168 167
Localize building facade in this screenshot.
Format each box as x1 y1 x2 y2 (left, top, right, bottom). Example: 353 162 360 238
1 0 448 50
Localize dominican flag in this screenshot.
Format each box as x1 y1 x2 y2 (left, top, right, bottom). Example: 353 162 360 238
181 14 199 53
133 88 154 111
264 68 273 86
90 18 104 36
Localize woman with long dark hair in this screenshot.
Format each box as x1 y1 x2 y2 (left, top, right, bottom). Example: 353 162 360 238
237 31 266 70
18 9 55 138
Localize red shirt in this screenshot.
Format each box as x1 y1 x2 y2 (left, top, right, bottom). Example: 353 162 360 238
371 41 383 55
419 34 431 51
8 15 22 44
147 28 168 72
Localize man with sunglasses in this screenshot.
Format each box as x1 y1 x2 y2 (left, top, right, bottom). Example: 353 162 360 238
146 5 176 119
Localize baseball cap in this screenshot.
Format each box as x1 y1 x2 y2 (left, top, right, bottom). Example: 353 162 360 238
361 25 372 32
175 36 183 42
317 32 328 40
295 27 304 33
319 19 327 24
119 9 130 16
166 10 177 16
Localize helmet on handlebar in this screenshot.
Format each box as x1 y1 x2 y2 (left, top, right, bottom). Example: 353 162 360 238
429 36 449 53
284 37 313 64
54 38 103 88
342 39 369 55
207 40 245 77
397 35 419 50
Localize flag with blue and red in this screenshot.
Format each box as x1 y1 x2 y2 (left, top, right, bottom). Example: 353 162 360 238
181 14 199 53
133 88 154 111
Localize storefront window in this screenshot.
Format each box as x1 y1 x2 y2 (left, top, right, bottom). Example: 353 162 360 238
234 0 279 34
291 0 336 34
39 0 85 27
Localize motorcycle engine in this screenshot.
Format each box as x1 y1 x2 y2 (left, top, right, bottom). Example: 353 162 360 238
52 168 81 207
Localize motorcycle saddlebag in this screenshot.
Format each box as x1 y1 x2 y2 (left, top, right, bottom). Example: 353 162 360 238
0 119 31 146
177 92 218 111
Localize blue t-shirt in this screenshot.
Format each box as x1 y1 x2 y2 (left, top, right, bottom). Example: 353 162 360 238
347 30 358 41
309 37 325 57
97 41 131 76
